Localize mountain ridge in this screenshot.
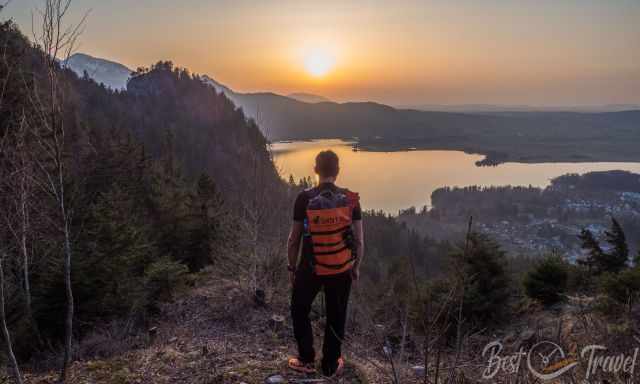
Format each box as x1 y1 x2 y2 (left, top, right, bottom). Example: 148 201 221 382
287 92 331 103
66 52 640 166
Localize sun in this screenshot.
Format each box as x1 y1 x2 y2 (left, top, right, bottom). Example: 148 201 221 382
303 48 336 78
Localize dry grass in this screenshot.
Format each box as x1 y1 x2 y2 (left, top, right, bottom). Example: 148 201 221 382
19 273 370 383
14 274 640 384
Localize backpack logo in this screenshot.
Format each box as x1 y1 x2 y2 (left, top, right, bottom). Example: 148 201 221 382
313 215 344 225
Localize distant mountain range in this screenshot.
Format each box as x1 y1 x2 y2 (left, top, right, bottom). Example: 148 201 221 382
66 52 640 165
403 103 640 113
287 93 331 103
64 53 132 90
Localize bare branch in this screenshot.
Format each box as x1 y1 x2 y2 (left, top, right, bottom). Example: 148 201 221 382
0 251 23 384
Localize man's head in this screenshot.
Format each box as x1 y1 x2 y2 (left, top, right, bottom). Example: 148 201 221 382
314 150 340 180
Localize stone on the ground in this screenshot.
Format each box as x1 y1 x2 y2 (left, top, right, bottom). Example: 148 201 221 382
265 374 285 383
270 314 285 325
269 314 286 335
412 365 425 377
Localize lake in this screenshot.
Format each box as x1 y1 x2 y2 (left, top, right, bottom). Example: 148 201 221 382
271 139 640 214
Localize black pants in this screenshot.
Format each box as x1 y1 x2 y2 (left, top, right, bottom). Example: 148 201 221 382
291 268 352 375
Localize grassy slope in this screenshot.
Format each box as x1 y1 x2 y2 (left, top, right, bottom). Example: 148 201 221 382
21 274 373 384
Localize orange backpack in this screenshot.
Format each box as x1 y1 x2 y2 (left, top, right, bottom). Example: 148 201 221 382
304 187 359 276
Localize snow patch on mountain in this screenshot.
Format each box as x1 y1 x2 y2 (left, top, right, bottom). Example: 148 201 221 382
200 75 235 96
64 53 132 90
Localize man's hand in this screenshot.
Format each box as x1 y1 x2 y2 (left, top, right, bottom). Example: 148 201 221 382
351 267 360 282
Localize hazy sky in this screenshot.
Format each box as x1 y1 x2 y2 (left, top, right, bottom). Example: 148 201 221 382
6 0 640 106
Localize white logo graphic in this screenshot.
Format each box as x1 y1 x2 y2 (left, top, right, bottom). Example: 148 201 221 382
482 340 639 382
527 341 578 380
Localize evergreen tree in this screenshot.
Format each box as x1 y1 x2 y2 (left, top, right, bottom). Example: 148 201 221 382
75 185 155 319
524 254 569 306
184 174 225 271
604 217 629 272
450 233 510 324
578 228 605 273
149 131 191 264
579 219 630 274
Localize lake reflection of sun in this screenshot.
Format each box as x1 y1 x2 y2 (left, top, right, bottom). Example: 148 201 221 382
303 48 335 77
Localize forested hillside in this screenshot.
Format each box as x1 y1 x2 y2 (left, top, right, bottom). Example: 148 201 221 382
0 16 290 373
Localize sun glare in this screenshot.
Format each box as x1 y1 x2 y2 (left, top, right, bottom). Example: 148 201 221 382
303 48 335 78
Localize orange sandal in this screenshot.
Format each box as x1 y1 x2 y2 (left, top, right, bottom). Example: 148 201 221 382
335 357 345 377
288 357 316 374
323 357 346 377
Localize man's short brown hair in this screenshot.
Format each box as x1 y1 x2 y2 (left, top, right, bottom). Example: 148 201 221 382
315 150 339 178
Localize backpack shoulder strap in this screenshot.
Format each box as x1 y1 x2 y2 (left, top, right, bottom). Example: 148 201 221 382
343 189 360 210
304 186 319 199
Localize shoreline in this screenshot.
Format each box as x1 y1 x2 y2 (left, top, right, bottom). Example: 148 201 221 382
272 137 640 167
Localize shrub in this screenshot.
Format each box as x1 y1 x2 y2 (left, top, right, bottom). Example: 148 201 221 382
600 268 640 308
451 233 511 324
566 264 596 294
143 257 189 311
524 255 569 306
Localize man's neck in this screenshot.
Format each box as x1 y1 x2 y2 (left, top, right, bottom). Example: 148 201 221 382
318 177 336 185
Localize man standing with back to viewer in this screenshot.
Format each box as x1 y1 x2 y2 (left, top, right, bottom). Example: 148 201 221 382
286 150 364 377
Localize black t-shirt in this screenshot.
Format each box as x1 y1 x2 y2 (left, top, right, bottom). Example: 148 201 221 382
293 183 362 222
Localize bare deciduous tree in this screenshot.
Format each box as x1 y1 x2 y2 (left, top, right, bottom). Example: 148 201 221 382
449 216 473 383
29 0 87 381
234 117 289 299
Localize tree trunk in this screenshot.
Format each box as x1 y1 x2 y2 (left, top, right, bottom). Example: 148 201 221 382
399 301 409 364
20 228 39 334
0 254 24 384
20 173 41 344
59 219 74 383
21 209 31 313
450 216 473 383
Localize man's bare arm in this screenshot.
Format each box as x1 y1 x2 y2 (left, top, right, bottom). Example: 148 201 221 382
288 221 304 269
352 220 364 270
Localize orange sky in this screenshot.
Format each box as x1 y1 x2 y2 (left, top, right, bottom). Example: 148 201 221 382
7 0 640 106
